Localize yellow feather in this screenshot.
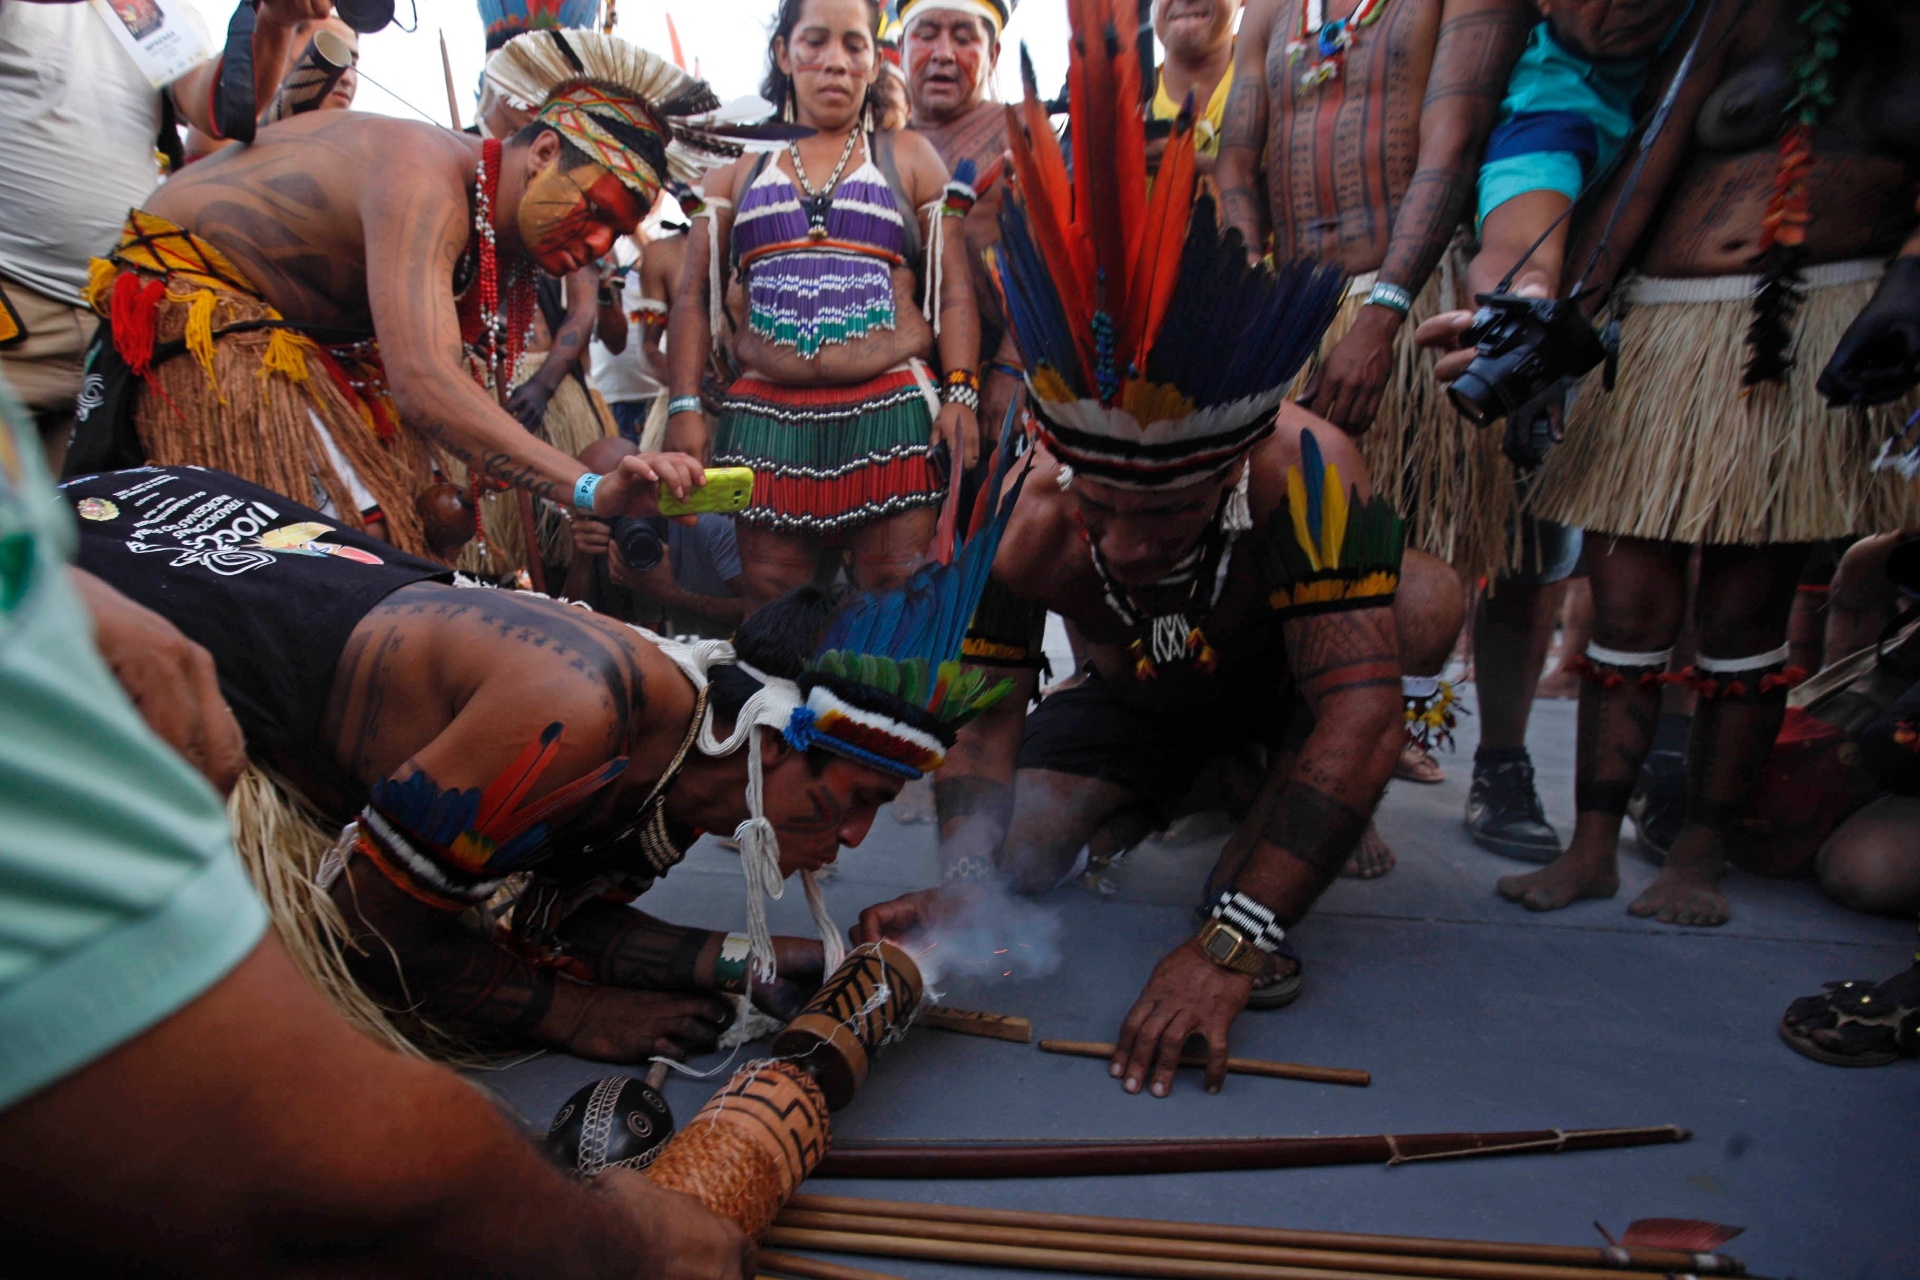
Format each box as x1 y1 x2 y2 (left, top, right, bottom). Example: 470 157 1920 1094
1287 467 1320 571
1322 463 1348 568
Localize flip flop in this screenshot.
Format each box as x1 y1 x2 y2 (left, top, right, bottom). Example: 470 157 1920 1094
1394 743 1446 785
1246 937 1305 1010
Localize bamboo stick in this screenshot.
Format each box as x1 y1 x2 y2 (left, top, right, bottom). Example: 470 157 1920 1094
782 1194 1743 1276
920 1006 1034 1043
1039 1038 1371 1086
768 1226 1587 1280
813 1125 1691 1180
772 1210 1677 1280
758 1251 906 1280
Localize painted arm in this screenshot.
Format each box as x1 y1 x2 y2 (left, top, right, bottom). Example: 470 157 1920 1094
361 155 697 516
1301 0 1530 433
910 132 984 470
666 174 737 465
595 262 630 356
555 900 824 1021
505 264 600 431
1215 0 1279 260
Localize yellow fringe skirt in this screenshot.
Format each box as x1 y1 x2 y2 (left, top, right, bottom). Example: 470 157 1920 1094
1292 253 1517 580
1531 260 1920 545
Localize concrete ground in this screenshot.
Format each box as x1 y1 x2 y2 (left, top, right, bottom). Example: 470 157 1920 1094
479 686 1918 1280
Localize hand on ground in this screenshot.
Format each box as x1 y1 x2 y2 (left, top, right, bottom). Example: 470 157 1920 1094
552 987 735 1063
1111 940 1254 1097
597 1171 754 1280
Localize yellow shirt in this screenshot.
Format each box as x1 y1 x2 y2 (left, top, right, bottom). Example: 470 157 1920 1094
1150 58 1235 157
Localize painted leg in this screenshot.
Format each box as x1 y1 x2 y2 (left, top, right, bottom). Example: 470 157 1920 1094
1631 543 1811 926
999 768 1135 895
735 525 824 618
1497 536 1687 911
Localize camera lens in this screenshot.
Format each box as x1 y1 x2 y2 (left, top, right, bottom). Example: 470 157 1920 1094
332 0 395 33
1448 370 1503 428
607 517 665 574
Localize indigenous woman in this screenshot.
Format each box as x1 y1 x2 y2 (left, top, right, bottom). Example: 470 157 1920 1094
666 0 982 613
1500 0 1920 927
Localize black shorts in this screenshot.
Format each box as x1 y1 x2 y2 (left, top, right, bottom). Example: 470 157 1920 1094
1017 668 1311 823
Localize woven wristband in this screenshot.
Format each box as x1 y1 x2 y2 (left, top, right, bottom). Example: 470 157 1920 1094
573 471 603 516
1366 281 1414 315
667 394 704 417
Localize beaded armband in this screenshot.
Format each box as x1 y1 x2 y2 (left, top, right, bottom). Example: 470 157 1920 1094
943 368 982 413
635 298 668 335
939 177 979 219
1365 281 1414 315
1568 643 1672 690
1678 644 1807 700
961 574 1048 669
1256 429 1402 618
1209 889 1287 955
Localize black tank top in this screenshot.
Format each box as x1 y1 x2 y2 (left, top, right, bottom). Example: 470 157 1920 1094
63 466 449 755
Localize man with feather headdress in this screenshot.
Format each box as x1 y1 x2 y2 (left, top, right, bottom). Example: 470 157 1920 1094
857 0 1464 1098
64 31 783 564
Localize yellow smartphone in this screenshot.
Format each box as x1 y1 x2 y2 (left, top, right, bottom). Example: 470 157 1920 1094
659 466 754 517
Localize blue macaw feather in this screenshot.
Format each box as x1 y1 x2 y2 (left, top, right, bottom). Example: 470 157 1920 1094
952 157 977 189
1301 427 1325 542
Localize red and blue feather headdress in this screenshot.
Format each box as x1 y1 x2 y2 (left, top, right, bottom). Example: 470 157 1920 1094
989 0 1345 489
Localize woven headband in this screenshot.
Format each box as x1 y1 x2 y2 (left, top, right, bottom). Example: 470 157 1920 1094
537 83 669 199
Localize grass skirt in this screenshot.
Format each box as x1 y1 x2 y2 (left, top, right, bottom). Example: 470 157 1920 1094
1531 260 1920 545
227 765 521 1066
88 214 438 558
1292 253 1516 579
715 365 940 532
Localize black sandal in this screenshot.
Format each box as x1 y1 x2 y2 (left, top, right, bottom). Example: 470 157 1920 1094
1778 965 1920 1067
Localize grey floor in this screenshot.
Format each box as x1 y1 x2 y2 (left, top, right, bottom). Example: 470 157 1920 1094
479 687 1919 1280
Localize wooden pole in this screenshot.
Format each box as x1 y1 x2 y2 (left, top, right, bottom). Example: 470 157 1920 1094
812 1125 1691 1180
438 30 462 131
766 1226 1668 1280
1039 1038 1370 1086
757 1252 905 1280
772 1210 1680 1280
920 1007 1033 1043
781 1194 1742 1276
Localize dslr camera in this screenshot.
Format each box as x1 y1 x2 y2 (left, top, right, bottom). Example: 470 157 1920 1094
606 516 666 575
1447 292 1613 429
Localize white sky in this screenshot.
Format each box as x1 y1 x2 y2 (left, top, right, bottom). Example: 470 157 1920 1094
179 0 1081 131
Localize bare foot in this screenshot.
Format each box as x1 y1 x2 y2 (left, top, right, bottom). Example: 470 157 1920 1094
1534 668 1583 700
1628 859 1729 926
1394 742 1446 784
1496 849 1619 911
1341 821 1396 878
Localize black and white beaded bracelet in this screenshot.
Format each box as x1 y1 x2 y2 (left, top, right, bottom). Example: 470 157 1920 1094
1210 889 1287 954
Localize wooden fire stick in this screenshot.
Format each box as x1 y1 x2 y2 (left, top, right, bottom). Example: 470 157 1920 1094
919 1006 1033 1043
1039 1038 1371 1086
771 1210 1685 1280
757 1251 906 1280
781 1193 1745 1275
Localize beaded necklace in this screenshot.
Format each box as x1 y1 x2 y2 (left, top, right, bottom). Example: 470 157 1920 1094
789 127 863 240
456 137 540 547
1287 0 1392 91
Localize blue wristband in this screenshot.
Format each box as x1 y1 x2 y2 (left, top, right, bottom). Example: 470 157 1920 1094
667 395 704 417
573 471 603 515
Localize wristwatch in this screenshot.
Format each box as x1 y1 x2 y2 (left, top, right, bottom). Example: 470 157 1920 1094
1194 917 1267 977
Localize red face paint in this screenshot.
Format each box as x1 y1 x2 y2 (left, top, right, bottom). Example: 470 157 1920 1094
904 12 991 120
522 167 648 276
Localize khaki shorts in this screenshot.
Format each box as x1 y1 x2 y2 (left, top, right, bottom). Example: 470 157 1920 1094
0 275 95 450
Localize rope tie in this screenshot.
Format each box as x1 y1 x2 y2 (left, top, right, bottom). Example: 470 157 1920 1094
1385 1128 1570 1166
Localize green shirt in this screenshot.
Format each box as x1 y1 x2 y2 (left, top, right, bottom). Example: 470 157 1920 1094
0 389 265 1111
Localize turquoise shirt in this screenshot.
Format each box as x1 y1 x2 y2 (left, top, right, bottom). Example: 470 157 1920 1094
1475 22 1657 230
0 384 265 1111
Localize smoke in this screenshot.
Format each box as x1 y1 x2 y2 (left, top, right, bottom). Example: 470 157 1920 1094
901 877 1063 990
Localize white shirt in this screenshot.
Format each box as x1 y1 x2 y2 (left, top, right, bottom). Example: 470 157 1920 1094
588 240 664 405
0 4 180 302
